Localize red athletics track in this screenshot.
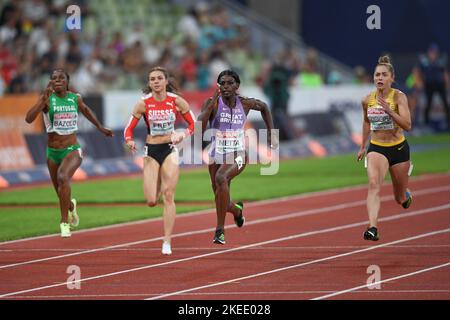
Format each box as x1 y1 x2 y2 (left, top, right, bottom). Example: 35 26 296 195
0 173 449 300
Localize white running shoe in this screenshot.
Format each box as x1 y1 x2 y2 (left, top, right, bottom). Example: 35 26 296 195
60 222 71 238
68 198 79 227
162 241 172 255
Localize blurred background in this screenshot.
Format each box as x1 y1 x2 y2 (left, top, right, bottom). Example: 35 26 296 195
1 0 449 187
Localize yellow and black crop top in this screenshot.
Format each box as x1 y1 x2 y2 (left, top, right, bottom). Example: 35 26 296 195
366 88 398 131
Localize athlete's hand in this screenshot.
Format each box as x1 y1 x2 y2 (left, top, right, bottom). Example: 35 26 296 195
41 81 53 109
357 148 365 162
43 81 53 98
170 131 186 145
269 131 279 149
377 96 392 115
100 127 114 137
126 140 137 152
210 84 221 108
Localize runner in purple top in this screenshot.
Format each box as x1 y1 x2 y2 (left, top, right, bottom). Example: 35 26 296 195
198 70 278 245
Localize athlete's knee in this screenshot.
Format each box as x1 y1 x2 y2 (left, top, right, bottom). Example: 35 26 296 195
56 173 70 187
147 201 158 207
215 173 228 188
162 188 175 203
146 196 158 207
368 178 381 192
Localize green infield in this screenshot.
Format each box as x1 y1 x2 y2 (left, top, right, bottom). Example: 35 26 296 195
0 133 449 241
0 205 209 242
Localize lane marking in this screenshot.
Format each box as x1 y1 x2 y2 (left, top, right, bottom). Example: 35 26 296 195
312 262 450 300
146 229 450 300
2 244 450 253
2 173 448 246
1 185 450 270
3 289 450 299
1 207 449 299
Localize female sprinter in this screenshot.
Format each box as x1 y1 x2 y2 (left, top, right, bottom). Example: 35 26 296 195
25 69 113 238
357 56 413 241
198 69 277 245
124 66 195 255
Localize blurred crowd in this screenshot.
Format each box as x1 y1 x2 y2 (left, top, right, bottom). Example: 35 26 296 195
0 0 355 96
1 0 448 130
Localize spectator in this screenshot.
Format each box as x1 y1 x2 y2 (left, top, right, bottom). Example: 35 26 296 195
0 41 18 87
0 7 19 44
208 49 230 85
354 65 371 84
179 50 197 91
8 64 28 93
126 22 147 47
405 66 424 126
263 62 297 141
298 48 323 88
419 43 450 129
144 37 163 65
177 6 201 42
196 51 210 90
108 31 126 58
22 0 48 24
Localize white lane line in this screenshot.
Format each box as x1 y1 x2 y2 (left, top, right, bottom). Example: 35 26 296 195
3 244 449 252
1 182 370 245
4 290 450 299
311 262 450 300
1 205 449 299
1 173 447 246
1 185 449 270
146 229 450 300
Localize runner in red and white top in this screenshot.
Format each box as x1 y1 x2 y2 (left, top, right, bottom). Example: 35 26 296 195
124 66 195 255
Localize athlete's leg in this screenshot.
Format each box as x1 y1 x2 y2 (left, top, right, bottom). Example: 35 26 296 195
389 161 411 205
159 152 180 244
57 151 82 223
226 180 241 216
208 163 240 216
47 159 59 195
143 157 161 207
208 163 220 194
366 152 389 227
214 160 247 231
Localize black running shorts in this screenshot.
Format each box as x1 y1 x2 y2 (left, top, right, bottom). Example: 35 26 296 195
144 143 176 166
367 139 410 167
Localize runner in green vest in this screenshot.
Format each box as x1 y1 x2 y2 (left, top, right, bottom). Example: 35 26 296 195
26 69 113 238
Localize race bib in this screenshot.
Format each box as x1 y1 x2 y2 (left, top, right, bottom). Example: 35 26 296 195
367 106 394 130
215 130 245 154
52 112 78 133
149 110 176 136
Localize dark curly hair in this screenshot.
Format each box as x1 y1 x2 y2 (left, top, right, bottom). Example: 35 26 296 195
217 69 241 84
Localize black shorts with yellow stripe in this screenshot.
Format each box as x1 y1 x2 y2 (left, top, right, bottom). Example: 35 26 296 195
367 139 410 167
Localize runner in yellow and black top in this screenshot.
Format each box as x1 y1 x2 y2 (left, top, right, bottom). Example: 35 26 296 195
357 55 413 241
26 69 113 238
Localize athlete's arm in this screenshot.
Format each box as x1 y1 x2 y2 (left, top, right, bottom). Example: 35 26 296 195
245 98 278 149
25 81 52 123
175 95 196 136
357 96 371 161
197 86 220 135
378 91 411 131
124 100 145 151
77 94 113 137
